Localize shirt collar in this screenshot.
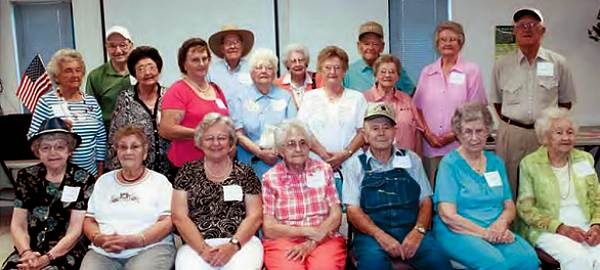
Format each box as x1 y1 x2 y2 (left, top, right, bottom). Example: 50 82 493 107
358 59 373 73
365 146 405 166
282 72 313 86
221 58 246 73
106 60 129 76
517 46 549 64
367 85 402 102
250 84 277 100
426 55 466 75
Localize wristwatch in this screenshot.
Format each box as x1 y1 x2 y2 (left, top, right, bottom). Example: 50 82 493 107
414 225 427 235
229 237 242 250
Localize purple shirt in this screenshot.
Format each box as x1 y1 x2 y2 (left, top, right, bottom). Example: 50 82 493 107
413 56 488 157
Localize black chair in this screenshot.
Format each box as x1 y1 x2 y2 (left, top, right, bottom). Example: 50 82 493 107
0 113 35 186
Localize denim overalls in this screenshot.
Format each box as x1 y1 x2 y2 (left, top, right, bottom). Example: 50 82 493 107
352 150 452 270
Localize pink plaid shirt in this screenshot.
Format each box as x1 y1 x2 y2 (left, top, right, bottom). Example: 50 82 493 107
262 158 340 227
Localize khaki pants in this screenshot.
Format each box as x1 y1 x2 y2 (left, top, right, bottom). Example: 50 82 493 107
495 121 540 200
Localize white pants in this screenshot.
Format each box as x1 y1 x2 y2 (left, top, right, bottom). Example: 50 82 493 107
537 232 600 270
175 236 263 270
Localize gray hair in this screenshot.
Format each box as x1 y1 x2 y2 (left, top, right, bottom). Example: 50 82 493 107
248 48 278 73
194 113 237 148
47 48 86 84
274 119 313 150
451 102 494 135
282 43 310 69
30 133 77 158
534 107 578 144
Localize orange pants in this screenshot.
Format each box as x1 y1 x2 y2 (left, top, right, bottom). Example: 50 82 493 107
263 236 346 270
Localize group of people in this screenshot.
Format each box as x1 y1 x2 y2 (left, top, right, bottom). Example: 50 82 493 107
3 6 597 270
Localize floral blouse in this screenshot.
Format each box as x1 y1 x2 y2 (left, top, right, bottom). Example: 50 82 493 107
173 160 261 239
2 162 94 270
106 84 171 177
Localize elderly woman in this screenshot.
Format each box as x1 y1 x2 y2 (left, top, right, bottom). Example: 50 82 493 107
412 21 487 184
27 48 106 177
159 38 229 169
2 117 93 270
363 54 424 156
274 43 321 109
433 102 538 270
172 113 263 269
298 46 367 169
106 46 171 177
80 126 174 269
517 107 600 270
262 120 346 270
230 48 296 179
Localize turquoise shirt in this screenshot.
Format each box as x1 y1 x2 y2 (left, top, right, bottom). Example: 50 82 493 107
343 59 415 95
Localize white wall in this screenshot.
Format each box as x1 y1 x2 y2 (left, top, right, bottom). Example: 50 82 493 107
453 0 600 125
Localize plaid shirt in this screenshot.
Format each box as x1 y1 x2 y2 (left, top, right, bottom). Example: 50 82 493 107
262 158 340 227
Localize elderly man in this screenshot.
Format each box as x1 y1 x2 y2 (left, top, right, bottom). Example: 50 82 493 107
343 103 452 270
343 21 414 95
491 7 576 198
207 24 255 101
86 25 134 129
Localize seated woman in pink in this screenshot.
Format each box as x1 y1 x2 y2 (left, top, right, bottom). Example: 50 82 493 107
262 120 346 270
363 54 424 157
159 38 230 172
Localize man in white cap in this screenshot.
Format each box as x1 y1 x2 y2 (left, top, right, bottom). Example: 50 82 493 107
207 24 254 101
86 25 134 129
344 21 414 95
491 7 576 198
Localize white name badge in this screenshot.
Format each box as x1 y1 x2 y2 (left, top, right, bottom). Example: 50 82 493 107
215 99 227 109
537 62 554 77
393 155 412 168
51 103 71 118
129 75 138 85
573 161 595 177
271 99 287 112
448 72 466 85
223 185 243 202
244 100 260 112
484 171 503 187
61 186 80 202
307 170 326 188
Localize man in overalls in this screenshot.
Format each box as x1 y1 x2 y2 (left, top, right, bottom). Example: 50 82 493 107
342 102 452 269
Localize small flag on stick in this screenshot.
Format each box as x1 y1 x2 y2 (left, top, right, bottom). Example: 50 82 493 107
16 54 52 112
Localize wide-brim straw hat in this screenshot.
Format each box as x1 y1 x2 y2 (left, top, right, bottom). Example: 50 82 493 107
208 24 254 59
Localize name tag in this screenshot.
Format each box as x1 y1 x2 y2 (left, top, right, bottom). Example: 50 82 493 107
61 186 80 202
223 185 243 202
448 72 465 85
573 161 595 177
393 155 412 168
537 62 554 77
271 99 287 112
484 171 503 187
51 103 71 118
244 100 260 112
307 170 326 188
215 99 227 109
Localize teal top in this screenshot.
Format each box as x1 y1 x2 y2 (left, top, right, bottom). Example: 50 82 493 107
343 58 414 95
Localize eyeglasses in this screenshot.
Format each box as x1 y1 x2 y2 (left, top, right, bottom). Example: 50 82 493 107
39 143 69 153
322 65 342 72
106 42 130 51
117 144 143 151
515 21 540 30
360 41 383 47
203 135 229 144
288 58 306 64
284 139 309 150
439 36 460 44
460 128 488 138
135 63 158 73
223 40 241 48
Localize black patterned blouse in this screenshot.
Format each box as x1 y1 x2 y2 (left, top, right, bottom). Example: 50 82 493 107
1 162 94 270
106 84 171 177
174 160 261 239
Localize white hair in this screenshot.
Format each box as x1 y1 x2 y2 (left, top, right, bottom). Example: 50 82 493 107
248 48 278 73
282 43 310 68
534 107 578 144
47 48 86 84
274 119 313 150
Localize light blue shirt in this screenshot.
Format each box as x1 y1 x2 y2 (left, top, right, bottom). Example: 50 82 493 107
433 149 512 228
343 58 415 95
342 147 432 206
207 58 251 102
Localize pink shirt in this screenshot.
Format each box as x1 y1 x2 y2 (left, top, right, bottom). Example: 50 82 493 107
161 80 230 167
413 56 488 157
364 86 423 155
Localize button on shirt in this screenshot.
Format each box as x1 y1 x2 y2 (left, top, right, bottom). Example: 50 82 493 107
262 158 340 227
491 47 576 124
343 59 415 95
413 56 488 157
86 61 132 127
342 148 432 206
207 58 252 102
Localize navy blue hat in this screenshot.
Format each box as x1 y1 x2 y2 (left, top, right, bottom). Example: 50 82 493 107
29 117 81 147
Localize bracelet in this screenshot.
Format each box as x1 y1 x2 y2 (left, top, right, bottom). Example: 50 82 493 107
19 249 32 256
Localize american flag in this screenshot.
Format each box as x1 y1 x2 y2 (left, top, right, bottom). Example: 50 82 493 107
16 55 52 112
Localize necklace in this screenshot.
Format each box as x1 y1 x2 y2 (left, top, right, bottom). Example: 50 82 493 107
119 168 146 183
459 147 486 174
553 160 572 200
184 77 210 93
204 161 232 181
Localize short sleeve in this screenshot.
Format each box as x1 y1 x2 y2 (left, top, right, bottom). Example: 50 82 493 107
412 69 428 110
173 162 196 191
396 67 415 95
72 169 95 211
161 82 187 111
285 95 297 119
489 61 502 104
466 64 488 105
406 151 432 201
341 157 363 206
13 168 34 209
261 171 277 216
238 164 261 195
433 156 459 204
354 94 368 130
557 59 576 103
229 95 244 130
322 163 340 206
155 174 174 216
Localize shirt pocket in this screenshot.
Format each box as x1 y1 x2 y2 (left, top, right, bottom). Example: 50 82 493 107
502 81 523 105
538 76 558 91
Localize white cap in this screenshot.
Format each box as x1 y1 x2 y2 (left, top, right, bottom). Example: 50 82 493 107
513 7 544 23
105 25 133 42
